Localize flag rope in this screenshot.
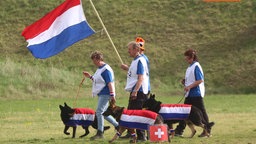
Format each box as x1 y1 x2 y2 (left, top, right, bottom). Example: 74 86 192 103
89 0 124 64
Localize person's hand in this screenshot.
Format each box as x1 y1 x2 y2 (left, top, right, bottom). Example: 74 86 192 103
110 96 116 104
130 96 137 100
121 64 129 71
184 86 191 92
83 71 91 78
130 91 137 100
181 79 185 86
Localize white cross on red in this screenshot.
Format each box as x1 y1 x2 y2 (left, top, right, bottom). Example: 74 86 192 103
154 128 164 138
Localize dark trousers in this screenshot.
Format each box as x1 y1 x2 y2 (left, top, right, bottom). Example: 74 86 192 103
175 97 209 134
127 91 148 139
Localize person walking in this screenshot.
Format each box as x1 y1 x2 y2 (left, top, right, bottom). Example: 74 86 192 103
121 37 151 94
174 48 214 137
120 37 151 140
121 41 149 142
83 51 119 140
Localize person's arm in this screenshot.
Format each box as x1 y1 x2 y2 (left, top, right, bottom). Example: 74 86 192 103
130 60 144 99
130 74 143 99
184 80 203 92
121 64 129 71
108 82 116 103
102 69 116 103
83 71 93 80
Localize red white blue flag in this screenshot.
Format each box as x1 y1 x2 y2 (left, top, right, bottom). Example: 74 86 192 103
119 109 158 130
159 104 191 120
65 108 95 127
21 0 95 59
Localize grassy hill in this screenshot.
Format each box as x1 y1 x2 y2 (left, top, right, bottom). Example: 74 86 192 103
0 0 255 99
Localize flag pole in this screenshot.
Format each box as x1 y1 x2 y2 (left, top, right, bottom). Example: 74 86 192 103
89 0 124 64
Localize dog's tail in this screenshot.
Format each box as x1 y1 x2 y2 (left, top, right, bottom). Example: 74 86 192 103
206 121 215 132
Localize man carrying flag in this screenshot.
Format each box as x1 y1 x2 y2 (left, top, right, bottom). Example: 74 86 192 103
21 0 95 59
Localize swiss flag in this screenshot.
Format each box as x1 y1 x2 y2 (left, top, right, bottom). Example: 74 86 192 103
149 124 168 142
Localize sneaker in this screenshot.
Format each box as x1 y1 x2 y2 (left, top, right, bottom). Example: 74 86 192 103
90 130 104 140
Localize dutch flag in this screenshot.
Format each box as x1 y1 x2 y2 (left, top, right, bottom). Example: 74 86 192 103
119 109 158 130
65 108 95 127
21 0 95 59
159 104 192 120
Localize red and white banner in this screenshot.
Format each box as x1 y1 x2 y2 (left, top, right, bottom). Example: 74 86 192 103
149 124 168 142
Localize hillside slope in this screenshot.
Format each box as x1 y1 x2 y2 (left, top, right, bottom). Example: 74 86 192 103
0 0 255 99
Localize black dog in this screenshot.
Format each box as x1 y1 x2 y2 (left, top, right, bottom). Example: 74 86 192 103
143 94 214 138
59 102 110 138
103 102 167 143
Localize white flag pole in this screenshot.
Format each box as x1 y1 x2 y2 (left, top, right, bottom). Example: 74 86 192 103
89 0 124 64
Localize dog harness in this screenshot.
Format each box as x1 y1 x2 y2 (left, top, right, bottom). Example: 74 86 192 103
65 108 95 127
119 109 158 130
159 104 191 120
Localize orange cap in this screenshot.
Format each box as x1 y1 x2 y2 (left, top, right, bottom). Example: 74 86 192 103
135 37 145 51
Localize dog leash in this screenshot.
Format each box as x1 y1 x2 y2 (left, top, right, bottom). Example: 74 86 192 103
73 76 86 108
176 91 186 104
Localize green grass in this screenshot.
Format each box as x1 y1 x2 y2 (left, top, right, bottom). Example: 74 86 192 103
1 94 256 144
0 1 256 143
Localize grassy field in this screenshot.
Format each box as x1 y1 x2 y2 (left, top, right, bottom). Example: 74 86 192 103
1 94 256 144
0 0 256 143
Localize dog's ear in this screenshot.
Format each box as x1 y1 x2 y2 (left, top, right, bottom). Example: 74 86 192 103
59 105 64 110
120 107 125 112
64 102 68 107
150 93 155 99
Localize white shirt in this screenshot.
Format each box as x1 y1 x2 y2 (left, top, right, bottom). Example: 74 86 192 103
125 56 149 94
92 64 114 96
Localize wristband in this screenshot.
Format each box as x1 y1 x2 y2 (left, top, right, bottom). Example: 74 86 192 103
170 129 175 133
131 133 136 137
116 132 121 137
110 92 115 96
